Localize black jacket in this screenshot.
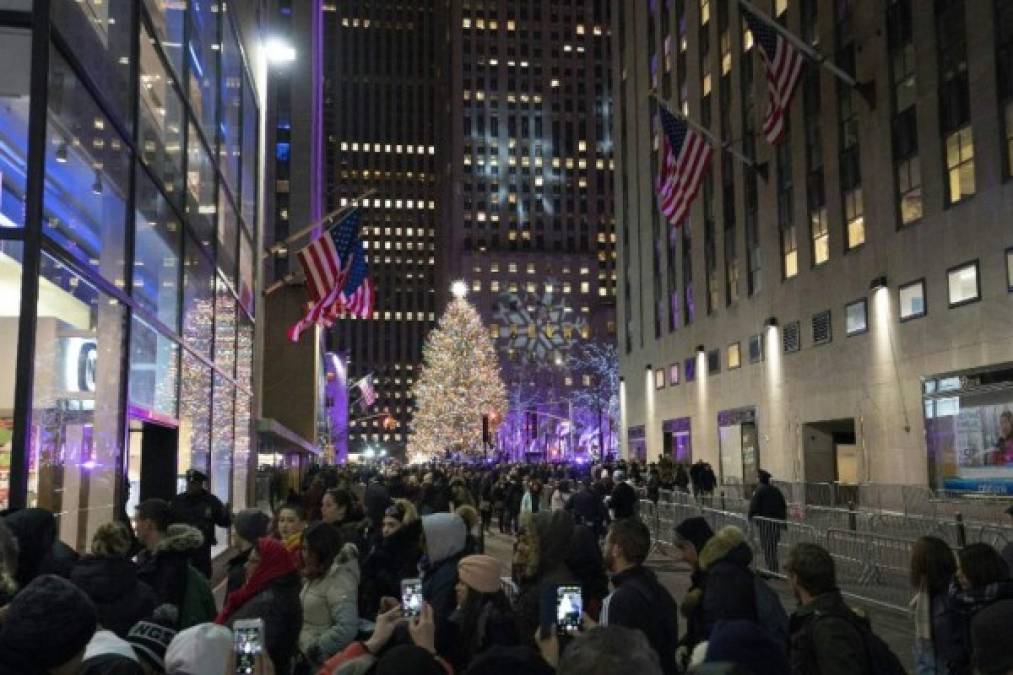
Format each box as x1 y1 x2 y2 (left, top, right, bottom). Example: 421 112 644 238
682 526 759 646
358 519 424 618
610 481 638 519
170 489 230 547
602 565 680 675
71 556 157 637
565 487 608 534
225 546 252 597
226 571 303 675
4 508 78 588
749 483 788 521
136 524 204 610
789 590 870 675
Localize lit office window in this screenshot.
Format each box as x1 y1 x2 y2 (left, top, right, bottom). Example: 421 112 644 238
654 369 666 390
947 261 979 307
945 126 975 204
899 280 926 319
845 299 868 335
727 342 741 369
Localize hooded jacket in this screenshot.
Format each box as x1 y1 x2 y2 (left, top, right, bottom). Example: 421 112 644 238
136 524 204 610
300 542 361 666
514 510 579 641
4 508 78 588
681 526 759 646
71 556 158 637
420 514 467 620
359 518 424 619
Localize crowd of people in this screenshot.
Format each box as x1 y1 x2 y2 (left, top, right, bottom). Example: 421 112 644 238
0 459 1011 675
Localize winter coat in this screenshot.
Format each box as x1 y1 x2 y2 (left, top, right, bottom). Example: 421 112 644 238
550 489 570 512
3 508 78 588
169 488 230 549
358 519 424 619
749 482 788 522
506 481 524 512
514 510 579 642
521 490 542 514
788 590 870 675
225 546 253 597
363 481 391 529
420 513 467 658
945 579 1013 674
70 556 157 637
565 487 608 536
136 523 204 611
299 543 361 666
601 565 680 675
681 526 759 646
564 524 610 619
610 481 638 519
227 571 303 675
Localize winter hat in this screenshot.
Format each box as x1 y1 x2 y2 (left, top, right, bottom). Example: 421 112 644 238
165 623 232 675
0 574 97 670
234 509 271 545
674 516 714 554
971 599 1013 675
704 620 789 675
375 644 447 675
127 620 177 672
458 554 503 594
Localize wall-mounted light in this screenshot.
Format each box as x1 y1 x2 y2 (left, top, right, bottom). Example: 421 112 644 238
55 139 69 163
91 170 104 195
696 345 705 354
619 376 625 384
264 37 297 64
764 316 778 329
645 364 652 371
869 275 888 292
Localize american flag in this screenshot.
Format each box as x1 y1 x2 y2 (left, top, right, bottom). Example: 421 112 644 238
743 7 805 144
355 374 377 411
325 241 374 322
655 105 713 229
296 209 361 303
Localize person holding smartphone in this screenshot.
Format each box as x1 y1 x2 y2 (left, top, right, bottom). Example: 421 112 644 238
447 554 518 670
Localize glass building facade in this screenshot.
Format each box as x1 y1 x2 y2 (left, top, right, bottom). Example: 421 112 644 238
0 0 261 553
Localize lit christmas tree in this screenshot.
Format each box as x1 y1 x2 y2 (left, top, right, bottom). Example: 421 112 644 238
407 282 508 462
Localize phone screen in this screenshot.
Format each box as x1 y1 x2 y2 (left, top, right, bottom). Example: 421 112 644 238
234 623 262 675
401 578 424 618
556 585 583 635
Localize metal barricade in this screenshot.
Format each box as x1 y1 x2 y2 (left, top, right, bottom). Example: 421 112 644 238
747 517 821 577
699 507 750 537
824 529 913 610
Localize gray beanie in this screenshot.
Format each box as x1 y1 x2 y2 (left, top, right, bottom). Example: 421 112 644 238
234 509 270 544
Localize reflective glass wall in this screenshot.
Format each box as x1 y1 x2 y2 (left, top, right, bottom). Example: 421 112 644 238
0 0 260 553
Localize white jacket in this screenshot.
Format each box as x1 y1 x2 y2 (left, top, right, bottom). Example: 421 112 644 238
298 543 360 664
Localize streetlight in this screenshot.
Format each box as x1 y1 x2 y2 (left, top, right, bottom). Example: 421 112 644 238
264 37 296 65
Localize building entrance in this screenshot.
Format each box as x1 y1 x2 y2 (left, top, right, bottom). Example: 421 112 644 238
126 418 179 519
803 419 858 505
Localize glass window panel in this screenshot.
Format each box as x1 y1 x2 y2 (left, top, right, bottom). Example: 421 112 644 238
215 274 236 376
51 0 132 126
899 280 926 319
232 392 250 512
185 121 216 249
727 342 741 369
237 314 253 393
182 234 214 356
210 374 233 557
44 49 129 285
845 299 867 335
668 363 680 385
134 168 181 329
654 369 665 390
241 74 258 230
0 241 23 510
179 349 210 484
947 263 979 306
217 190 238 287
139 23 185 203
143 0 186 81
238 231 254 316
0 29 31 229
219 17 241 196
188 0 219 142
29 252 125 551
1007 249 1013 291
128 316 178 420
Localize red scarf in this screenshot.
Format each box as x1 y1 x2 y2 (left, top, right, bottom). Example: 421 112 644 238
216 537 297 625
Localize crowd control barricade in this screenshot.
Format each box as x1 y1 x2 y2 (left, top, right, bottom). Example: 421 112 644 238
824 529 913 610
748 517 821 577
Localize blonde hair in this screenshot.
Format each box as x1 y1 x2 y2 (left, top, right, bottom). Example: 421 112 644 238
91 521 132 558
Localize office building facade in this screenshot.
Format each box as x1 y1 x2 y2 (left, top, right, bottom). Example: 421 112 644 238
616 0 1013 494
0 0 269 551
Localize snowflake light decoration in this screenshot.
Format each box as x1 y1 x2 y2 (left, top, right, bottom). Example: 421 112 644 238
492 279 588 367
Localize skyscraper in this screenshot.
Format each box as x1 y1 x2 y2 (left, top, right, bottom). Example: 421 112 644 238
443 0 617 459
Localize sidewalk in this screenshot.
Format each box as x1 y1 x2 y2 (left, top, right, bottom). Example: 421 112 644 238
482 529 916 671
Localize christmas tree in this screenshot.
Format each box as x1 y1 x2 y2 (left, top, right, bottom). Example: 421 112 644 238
407 284 508 462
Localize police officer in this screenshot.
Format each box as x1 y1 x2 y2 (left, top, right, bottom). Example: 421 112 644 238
170 469 231 578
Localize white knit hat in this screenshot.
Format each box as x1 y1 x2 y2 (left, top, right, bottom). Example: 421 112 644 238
165 623 232 675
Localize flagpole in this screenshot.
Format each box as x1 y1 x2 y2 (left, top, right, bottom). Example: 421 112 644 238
738 0 875 108
650 91 768 181
261 187 377 260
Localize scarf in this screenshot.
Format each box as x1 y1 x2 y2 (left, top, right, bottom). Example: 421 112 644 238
910 585 932 641
216 537 296 625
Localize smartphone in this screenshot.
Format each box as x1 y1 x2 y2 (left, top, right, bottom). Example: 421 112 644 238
401 577 424 618
233 618 264 675
556 585 583 636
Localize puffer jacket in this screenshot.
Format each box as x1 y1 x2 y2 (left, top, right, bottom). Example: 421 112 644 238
681 525 759 646
299 543 361 666
136 524 204 611
70 556 157 637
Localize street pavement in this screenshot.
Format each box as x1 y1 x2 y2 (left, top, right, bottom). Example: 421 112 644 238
481 527 916 671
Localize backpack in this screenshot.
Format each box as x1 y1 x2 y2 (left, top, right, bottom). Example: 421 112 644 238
812 607 906 675
179 562 216 628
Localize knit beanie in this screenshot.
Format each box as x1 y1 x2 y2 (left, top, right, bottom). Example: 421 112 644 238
234 509 271 545
165 623 232 675
458 554 503 594
704 620 789 675
127 620 177 672
674 516 714 554
0 574 97 670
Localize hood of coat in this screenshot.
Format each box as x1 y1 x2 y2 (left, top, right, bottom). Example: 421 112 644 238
699 526 753 571
71 556 140 603
4 508 57 584
421 513 466 565
383 518 423 554
156 524 204 554
329 542 361 583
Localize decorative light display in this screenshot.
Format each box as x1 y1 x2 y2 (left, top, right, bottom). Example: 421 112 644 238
492 281 588 366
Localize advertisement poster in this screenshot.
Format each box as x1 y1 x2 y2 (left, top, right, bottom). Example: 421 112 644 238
930 401 1013 495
